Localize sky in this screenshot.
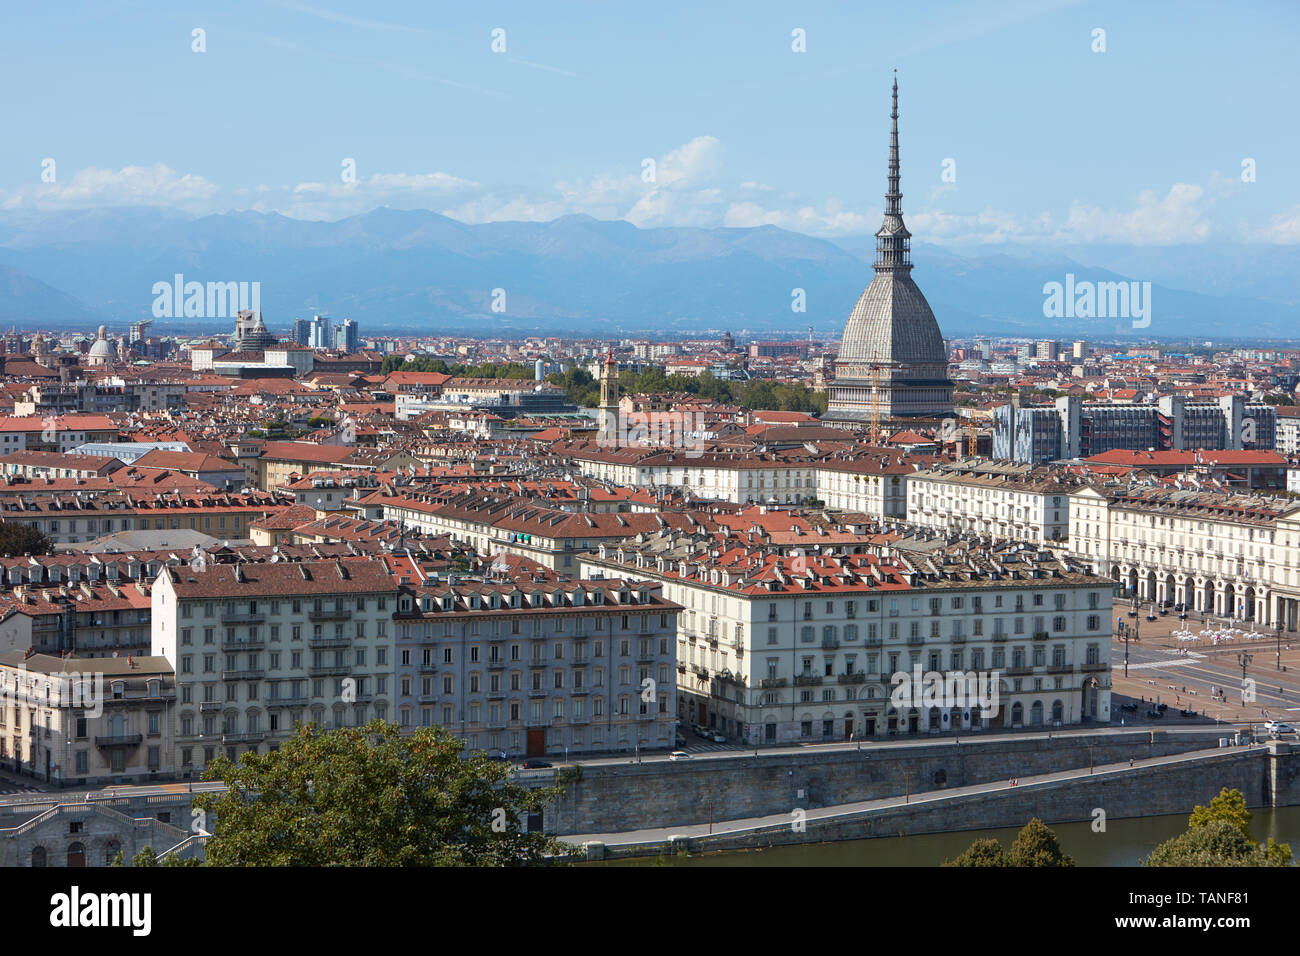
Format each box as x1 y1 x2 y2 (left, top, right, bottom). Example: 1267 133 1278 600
1 0 1297 246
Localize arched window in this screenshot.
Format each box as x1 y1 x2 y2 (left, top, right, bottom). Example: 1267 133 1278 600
67 842 85 868
31 846 47 867
104 840 122 866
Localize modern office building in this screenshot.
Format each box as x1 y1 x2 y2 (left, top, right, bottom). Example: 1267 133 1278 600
994 394 1277 464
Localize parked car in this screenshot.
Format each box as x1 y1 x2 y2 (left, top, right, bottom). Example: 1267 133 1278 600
693 726 710 739
1127 609 1139 617
712 734 726 744
1265 721 1296 737
668 751 693 760
1147 708 1164 718
674 735 687 748
1146 613 1158 622
521 759 552 769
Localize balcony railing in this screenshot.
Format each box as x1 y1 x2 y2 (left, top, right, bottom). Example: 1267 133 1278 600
221 637 265 652
837 672 865 684
221 612 265 624
309 609 352 622
309 636 352 650
307 664 350 678
793 675 822 687
265 696 309 708
821 639 840 650
222 732 266 744
222 669 265 681
760 677 786 688
94 734 143 748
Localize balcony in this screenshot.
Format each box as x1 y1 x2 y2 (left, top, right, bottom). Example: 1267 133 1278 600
265 696 309 708
1032 631 1050 641
309 636 352 650
527 689 547 698
221 612 265 624
487 660 506 670
221 637 265 652
198 701 221 714
1005 666 1033 676
307 664 350 678
309 609 352 622
991 633 1008 642
418 693 438 703
222 669 265 681
793 675 823 687
222 732 266 745
418 663 437 674
907 636 924 646
1080 661 1108 673
821 639 840 650
837 672 866 684
1047 664 1074 674
94 734 143 748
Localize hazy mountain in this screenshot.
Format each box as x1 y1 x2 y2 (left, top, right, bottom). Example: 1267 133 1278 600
0 208 1295 340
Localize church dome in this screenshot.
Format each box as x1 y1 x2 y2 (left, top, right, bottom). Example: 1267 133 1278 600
838 273 946 369
88 324 113 364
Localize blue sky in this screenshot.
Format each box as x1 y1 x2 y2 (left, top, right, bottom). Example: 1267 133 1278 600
2 0 1297 245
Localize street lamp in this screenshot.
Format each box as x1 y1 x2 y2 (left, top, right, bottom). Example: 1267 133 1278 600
1238 651 1253 706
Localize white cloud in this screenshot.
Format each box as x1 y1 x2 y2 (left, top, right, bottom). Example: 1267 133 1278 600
1 164 217 211
1058 183 1211 245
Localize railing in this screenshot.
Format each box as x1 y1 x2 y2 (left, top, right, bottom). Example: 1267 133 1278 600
221 732 266 744
221 612 265 624
221 637 265 651
793 675 822 687
265 696 309 708
1032 631 1050 641
307 664 349 677
759 677 787 689
221 669 265 681
837 672 865 684
821 639 840 650
94 734 143 747
309 609 351 622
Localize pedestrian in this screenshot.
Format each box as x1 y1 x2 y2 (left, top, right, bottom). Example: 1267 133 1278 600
1129 757 1134 767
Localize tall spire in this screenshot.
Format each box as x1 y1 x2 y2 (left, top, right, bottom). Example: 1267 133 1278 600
874 71 912 274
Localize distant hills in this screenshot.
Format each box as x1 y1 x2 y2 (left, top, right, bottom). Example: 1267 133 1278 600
0 206 1296 341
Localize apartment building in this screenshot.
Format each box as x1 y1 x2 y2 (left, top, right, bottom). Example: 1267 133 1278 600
151 556 406 770
906 460 1080 545
1 581 152 658
393 578 680 757
366 489 699 571
0 652 177 787
582 541 1111 744
560 441 918 518
0 490 285 546
1069 483 1300 629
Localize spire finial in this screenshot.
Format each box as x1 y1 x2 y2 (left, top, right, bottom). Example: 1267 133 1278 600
874 73 912 273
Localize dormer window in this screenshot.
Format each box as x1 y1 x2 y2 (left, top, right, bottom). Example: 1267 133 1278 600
146 679 161 697
111 681 125 699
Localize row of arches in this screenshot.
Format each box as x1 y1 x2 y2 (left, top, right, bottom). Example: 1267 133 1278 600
31 840 120 867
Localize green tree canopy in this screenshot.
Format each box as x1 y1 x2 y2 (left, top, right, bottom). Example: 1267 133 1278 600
942 838 1007 867
1006 818 1075 867
1145 819 1292 867
1187 787 1253 840
0 521 54 557
194 720 571 866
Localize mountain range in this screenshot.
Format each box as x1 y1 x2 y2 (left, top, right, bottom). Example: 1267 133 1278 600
0 207 1297 342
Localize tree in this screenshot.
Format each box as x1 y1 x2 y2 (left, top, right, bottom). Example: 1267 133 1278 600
0 522 54 557
1145 787 1294 866
1006 818 1075 867
1187 787 1253 840
193 720 571 866
942 838 1007 867
1145 819 1291 867
131 846 157 867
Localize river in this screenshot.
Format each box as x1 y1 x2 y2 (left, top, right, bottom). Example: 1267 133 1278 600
603 806 1300 866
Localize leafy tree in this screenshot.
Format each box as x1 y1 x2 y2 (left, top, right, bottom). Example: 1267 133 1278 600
0 522 54 557
1188 787 1253 840
1145 819 1291 867
1006 818 1075 867
942 838 1007 867
1146 787 1294 866
110 849 125 867
193 720 571 866
131 846 157 867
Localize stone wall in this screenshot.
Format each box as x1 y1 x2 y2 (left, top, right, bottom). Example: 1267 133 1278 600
541 729 1231 836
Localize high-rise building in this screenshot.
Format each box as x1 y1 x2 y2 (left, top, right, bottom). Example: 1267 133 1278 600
293 318 312 347
333 318 359 353
826 77 953 425
309 315 331 349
